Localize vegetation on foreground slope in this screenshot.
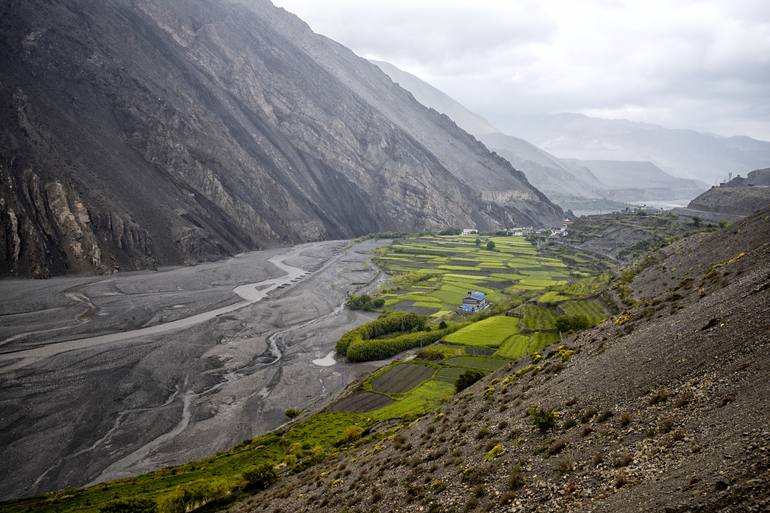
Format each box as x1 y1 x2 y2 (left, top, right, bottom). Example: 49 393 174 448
233 210 770 513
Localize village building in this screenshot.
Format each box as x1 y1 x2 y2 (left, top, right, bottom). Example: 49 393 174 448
462 228 479 236
460 291 487 313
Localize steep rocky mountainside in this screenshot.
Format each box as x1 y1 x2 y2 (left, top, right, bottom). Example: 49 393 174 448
687 168 770 216
370 60 498 138
231 210 770 513
0 0 562 278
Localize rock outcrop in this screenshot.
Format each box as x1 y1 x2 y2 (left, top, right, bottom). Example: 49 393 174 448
687 168 770 216
0 0 563 277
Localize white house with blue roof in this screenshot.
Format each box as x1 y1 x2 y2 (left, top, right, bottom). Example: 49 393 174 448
460 291 488 313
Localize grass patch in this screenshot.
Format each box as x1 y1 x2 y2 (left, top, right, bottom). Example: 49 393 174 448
443 316 520 347
559 299 608 325
516 304 558 331
445 356 508 371
494 332 559 360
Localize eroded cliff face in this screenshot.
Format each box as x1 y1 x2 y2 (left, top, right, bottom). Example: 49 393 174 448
0 0 563 277
0 168 155 278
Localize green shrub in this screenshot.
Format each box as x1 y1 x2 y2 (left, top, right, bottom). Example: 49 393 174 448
336 312 428 357
284 408 301 419
242 463 278 491
484 444 505 461
99 498 156 513
416 347 445 360
157 481 230 513
455 369 484 393
347 329 447 361
346 294 385 311
339 425 364 445
526 405 558 433
555 315 592 332
486 240 496 251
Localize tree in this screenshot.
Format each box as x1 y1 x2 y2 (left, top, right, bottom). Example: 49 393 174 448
100 499 156 513
456 369 485 392
474 237 481 247
242 463 278 490
486 240 496 251
555 315 591 333
346 294 385 311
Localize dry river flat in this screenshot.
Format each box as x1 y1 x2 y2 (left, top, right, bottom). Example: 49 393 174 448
0 239 388 500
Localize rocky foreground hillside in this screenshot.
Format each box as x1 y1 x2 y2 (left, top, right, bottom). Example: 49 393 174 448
233 209 770 513
0 0 562 278
687 168 770 216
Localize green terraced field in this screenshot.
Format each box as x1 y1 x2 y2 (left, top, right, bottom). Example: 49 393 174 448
372 235 572 314
443 316 520 347
559 299 609 324
445 355 509 371
494 332 560 359
434 366 468 384
537 291 572 304
516 304 558 331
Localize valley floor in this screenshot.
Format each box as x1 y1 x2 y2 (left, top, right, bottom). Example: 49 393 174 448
0 239 388 500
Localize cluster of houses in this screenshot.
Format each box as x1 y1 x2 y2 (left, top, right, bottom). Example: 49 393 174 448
461 224 570 238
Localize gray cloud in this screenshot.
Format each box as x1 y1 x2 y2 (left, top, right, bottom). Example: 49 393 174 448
272 0 770 140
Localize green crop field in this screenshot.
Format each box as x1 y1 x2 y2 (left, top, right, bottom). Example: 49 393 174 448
443 316 520 347
516 304 558 331
494 332 560 359
537 291 572 304
559 299 608 324
371 235 572 315
445 355 509 371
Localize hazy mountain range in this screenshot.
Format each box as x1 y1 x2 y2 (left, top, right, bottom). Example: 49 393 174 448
504 113 770 184
372 60 770 210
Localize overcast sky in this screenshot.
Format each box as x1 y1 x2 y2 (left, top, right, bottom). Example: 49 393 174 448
272 0 770 141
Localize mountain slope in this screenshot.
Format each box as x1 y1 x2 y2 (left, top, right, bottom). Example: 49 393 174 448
371 60 709 212
506 113 770 183
370 60 499 137
562 159 708 202
0 0 562 278
232 209 770 513
687 169 770 216
370 61 611 204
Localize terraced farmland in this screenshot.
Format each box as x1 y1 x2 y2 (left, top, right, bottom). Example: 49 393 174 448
374 235 570 315
516 304 558 331
443 316 520 347
559 299 609 324
494 332 560 359
371 363 435 394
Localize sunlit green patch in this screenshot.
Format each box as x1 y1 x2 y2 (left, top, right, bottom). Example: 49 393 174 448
559 299 608 324
443 316 520 347
494 332 560 360
445 355 508 371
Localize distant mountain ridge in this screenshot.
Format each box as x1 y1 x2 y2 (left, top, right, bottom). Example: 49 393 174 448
562 159 708 202
504 113 770 183
0 0 563 278
371 60 709 211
